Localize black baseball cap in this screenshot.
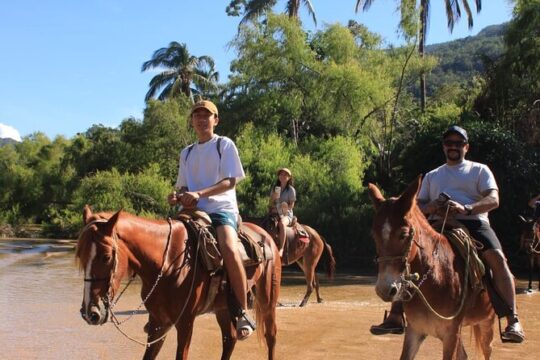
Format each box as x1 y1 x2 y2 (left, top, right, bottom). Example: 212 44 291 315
443 125 468 141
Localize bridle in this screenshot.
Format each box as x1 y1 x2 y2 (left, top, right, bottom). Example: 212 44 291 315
374 204 471 320
375 224 423 283
79 216 200 347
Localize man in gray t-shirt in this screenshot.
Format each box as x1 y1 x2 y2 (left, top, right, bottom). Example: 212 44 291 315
371 125 525 343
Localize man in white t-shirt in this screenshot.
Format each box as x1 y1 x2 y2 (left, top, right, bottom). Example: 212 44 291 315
371 125 525 343
167 100 254 340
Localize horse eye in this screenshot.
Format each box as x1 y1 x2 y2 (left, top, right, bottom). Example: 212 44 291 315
101 254 112 263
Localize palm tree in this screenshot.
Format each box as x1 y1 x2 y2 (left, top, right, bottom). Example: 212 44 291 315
226 0 316 27
141 42 217 102
355 0 482 110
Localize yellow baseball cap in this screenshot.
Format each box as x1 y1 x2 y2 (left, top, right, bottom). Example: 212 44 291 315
190 100 218 116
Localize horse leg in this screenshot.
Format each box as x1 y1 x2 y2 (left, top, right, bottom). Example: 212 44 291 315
174 318 196 360
296 258 313 307
473 319 494 360
313 273 323 303
215 308 236 360
441 331 463 360
399 327 426 360
142 321 169 360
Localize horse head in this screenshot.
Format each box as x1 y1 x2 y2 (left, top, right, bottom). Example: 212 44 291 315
368 175 422 302
76 205 122 325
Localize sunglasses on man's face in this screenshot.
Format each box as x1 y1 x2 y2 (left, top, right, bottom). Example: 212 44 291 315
443 140 468 148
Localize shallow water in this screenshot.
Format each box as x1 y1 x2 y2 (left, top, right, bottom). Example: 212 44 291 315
0 239 538 359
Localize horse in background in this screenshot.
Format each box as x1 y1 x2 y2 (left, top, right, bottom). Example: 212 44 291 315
518 215 540 291
76 206 281 360
245 215 336 307
368 177 495 360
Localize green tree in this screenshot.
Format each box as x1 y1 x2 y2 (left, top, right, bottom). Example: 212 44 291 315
355 0 482 110
474 0 540 144
141 42 218 102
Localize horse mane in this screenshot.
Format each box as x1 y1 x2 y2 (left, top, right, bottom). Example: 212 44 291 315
75 210 175 272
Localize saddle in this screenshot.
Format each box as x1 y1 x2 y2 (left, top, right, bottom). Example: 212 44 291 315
176 209 273 274
431 219 512 318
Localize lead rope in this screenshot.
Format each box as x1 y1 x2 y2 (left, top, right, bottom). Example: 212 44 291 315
109 218 174 325
109 219 201 347
403 203 471 320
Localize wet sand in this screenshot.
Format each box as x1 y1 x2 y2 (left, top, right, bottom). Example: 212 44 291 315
0 241 538 359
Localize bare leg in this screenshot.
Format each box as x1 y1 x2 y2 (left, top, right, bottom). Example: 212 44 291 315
277 218 287 257
483 249 525 342
216 225 252 339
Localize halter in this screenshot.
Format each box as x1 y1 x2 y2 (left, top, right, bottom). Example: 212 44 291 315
375 204 472 320
375 225 420 283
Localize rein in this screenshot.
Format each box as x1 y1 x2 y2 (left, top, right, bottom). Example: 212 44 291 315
377 203 471 320
109 218 201 347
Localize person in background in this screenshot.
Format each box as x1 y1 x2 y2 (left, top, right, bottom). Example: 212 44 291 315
167 100 255 340
269 168 296 257
528 194 540 221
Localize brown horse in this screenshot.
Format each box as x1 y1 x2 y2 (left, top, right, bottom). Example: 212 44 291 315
76 206 281 360
518 215 540 291
247 215 336 307
368 177 495 360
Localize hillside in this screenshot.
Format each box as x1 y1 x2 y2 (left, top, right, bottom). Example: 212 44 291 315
0 137 19 146
425 23 507 95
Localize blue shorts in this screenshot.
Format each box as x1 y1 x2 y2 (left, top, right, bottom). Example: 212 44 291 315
209 212 238 230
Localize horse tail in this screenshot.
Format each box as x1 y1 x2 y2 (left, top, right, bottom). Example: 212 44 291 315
321 235 336 280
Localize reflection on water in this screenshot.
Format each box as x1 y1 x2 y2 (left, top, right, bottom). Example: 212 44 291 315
0 239 538 360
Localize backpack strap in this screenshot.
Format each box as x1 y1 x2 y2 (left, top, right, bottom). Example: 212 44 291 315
184 136 222 162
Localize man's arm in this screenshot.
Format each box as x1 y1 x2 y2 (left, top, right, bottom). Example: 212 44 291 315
451 189 499 216
179 178 236 208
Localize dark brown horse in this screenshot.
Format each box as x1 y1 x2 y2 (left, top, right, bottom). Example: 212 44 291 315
518 215 540 291
368 177 495 360
76 206 281 360
247 215 336 307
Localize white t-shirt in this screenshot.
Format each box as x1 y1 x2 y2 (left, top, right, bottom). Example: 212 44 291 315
175 135 245 214
417 160 498 223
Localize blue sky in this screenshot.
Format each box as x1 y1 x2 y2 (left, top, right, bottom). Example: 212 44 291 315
0 0 514 140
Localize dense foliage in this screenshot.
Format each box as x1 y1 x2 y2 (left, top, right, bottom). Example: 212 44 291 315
1 6 538 270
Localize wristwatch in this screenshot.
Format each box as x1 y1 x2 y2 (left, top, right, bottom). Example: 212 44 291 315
464 204 473 216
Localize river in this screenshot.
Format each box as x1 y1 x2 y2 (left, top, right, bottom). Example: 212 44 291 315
0 238 538 359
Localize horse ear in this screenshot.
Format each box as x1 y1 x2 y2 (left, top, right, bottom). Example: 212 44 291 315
396 175 422 214
83 205 92 224
102 209 122 235
368 183 385 210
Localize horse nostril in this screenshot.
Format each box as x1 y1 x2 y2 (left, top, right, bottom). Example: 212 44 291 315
90 312 100 323
389 286 398 298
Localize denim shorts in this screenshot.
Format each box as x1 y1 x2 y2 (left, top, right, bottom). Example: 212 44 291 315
209 212 238 230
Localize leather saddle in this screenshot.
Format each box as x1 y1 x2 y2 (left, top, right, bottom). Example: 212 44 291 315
176 209 274 274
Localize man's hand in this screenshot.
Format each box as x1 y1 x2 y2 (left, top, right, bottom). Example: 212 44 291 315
167 191 178 206
446 200 467 215
178 191 200 209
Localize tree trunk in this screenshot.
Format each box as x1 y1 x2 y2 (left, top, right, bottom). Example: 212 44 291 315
419 2 427 112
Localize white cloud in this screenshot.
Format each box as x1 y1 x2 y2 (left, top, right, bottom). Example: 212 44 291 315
0 123 22 141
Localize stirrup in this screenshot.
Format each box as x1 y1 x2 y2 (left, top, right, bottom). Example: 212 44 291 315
237 311 256 341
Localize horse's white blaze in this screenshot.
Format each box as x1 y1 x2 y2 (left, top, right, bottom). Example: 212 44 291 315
381 218 392 244
83 243 96 310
